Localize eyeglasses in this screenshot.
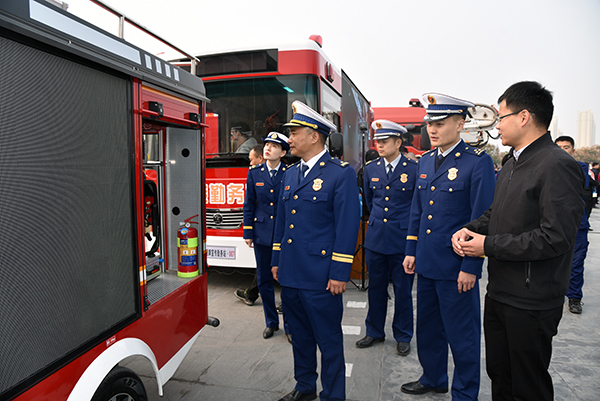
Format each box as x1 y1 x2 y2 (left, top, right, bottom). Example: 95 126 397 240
498 109 525 121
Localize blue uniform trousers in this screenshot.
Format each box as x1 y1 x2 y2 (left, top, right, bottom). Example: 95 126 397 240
254 244 279 329
566 228 588 299
281 286 345 401
365 250 414 342
416 275 481 401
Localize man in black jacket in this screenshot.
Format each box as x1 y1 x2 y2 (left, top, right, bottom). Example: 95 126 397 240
451 81 585 401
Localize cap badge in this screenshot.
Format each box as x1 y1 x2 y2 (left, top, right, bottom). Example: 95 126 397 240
448 168 458 181
292 104 297 114
400 173 408 183
376 122 383 129
428 95 437 105
313 178 323 191
270 133 278 139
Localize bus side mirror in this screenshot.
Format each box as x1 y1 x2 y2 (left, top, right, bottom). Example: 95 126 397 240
328 133 343 158
420 125 431 150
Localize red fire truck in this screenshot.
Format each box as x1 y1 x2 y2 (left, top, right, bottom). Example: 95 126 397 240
0 1 216 400
174 36 373 268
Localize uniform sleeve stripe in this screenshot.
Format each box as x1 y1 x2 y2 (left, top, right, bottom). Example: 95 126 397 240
243 226 253 230
332 252 353 258
406 236 418 241
272 243 281 251
332 255 354 264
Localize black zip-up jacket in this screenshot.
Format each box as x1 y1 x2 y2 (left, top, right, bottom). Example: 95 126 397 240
464 132 585 310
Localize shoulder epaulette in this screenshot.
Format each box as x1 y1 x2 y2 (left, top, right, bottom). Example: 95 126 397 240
405 157 418 165
462 145 486 156
365 157 380 166
290 160 301 168
249 163 263 170
422 149 435 156
329 157 350 168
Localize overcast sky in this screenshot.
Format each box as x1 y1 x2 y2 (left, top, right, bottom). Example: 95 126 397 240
68 0 600 146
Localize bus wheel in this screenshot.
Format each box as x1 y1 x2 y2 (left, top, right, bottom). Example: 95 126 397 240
92 366 148 401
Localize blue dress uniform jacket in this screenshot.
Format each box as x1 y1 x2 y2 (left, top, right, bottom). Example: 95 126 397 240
271 152 360 289
364 155 417 254
405 140 495 401
405 141 496 279
362 154 417 343
271 151 359 401
243 163 287 329
243 163 286 246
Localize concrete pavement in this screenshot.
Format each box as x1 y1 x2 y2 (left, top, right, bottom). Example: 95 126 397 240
126 210 600 401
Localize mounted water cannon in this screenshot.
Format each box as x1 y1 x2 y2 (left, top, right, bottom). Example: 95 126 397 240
461 104 499 148
177 215 200 278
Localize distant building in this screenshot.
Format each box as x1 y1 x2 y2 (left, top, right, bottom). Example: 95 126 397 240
549 116 562 141
577 110 596 147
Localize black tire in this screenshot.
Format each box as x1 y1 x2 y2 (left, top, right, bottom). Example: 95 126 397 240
91 366 148 401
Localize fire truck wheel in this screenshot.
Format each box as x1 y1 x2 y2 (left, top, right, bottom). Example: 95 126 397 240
91 366 148 401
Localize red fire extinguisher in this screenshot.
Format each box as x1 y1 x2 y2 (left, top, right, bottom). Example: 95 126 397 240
177 215 199 278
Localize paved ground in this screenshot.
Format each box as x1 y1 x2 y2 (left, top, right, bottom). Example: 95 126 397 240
127 211 600 401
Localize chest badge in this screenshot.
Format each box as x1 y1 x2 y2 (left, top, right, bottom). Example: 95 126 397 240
371 177 380 182
448 168 458 181
313 178 323 191
400 173 408 183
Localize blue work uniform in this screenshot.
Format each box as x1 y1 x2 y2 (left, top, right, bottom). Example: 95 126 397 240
243 162 287 330
567 161 590 300
405 140 495 401
363 154 417 343
271 151 360 401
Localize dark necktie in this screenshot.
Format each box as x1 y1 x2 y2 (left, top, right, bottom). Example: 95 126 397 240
270 169 276 183
299 164 308 184
387 164 393 178
435 153 445 172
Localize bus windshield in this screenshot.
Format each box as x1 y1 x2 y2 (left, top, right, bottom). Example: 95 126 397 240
205 75 318 162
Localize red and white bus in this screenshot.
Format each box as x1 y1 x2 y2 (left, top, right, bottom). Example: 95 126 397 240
0 1 216 400
175 35 373 268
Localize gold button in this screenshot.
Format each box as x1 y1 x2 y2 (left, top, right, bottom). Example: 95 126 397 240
320 162 325 166
254 217 257 221
418 185 421 189
403 162 407 166
449 188 453 192
383 219 388 223
455 152 461 157
289 224 294 229
429 200 434 205
385 197 389 201
270 189 274 193
321 250 326 255
402 188 405 191
270 202 273 206
373 186 376 189
313 196 316 200
426 229 431 234
282 167 286 171
294 195 298 200
386 186 390 190
291 210 296 214
384 208 388 212
261 168 265 171
288 239 292 243
431 186 435 191
270 216 273 219
428 215 432 220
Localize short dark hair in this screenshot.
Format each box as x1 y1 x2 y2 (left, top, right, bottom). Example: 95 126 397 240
554 136 575 148
498 81 554 130
592 162 600 167
250 144 264 155
365 149 379 162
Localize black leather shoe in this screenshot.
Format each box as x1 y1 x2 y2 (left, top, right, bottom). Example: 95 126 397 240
569 298 583 314
286 333 292 344
355 335 384 348
401 380 448 394
278 389 317 401
397 341 411 356
263 326 279 339
277 302 284 314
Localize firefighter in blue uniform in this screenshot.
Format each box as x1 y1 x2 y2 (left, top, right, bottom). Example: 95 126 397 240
271 101 360 401
243 133 290 339
355 120 417 356
401 93 496 400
